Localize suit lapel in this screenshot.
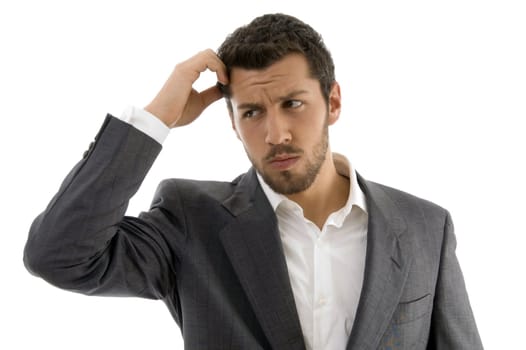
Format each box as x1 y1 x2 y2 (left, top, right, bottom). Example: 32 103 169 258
220 168 305 350
218 169 413 349
346 176 414 349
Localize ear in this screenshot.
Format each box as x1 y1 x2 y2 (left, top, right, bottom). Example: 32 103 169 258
327 82 342 126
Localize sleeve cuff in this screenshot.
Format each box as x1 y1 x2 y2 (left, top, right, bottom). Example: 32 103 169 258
119 105 170 145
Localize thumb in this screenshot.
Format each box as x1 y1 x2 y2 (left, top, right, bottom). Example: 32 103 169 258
199 85 224 109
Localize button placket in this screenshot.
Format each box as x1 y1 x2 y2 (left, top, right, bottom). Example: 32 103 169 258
313 234 333 350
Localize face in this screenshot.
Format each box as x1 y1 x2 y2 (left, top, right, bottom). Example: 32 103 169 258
228 54 341 195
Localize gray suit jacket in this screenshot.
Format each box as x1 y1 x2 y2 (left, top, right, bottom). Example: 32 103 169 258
24 115 483 349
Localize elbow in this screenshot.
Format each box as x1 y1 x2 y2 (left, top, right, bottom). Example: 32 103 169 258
23 216 65 281
23 236 91 291
23 235 53 279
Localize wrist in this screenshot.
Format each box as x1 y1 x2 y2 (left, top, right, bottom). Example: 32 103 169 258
121 105 170 144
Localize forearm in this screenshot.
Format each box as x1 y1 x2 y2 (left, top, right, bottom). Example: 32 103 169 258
24 115 163 293
24 48 227 297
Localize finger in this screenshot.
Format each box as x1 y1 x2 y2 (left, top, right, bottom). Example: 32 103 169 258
198 49 229 85
199 85 224 108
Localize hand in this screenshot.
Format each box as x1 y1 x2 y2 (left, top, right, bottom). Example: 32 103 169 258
144 49 229 128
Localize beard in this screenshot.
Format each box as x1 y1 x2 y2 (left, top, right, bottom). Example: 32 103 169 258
248 123 329 195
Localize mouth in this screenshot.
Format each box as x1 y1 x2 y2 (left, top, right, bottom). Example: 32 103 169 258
267 154 300 170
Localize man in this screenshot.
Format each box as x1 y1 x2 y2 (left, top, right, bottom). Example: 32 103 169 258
24 13 483 349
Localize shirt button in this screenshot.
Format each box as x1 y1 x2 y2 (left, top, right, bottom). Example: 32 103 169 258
317 297 327 306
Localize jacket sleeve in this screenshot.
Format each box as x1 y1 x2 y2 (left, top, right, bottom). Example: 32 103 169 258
428 211 484 349
23 115 178 300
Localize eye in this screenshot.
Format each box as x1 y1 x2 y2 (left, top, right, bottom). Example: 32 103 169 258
283 100 303 109
242 109 261 119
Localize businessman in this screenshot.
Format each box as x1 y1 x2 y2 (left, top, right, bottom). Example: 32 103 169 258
24 13 483 349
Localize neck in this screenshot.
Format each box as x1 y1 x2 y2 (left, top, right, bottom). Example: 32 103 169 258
287 152 349 229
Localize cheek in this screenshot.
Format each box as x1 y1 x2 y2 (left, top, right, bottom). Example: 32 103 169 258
235 124 255 148
301 110 327 135
237 125 267 157
232 116 248 142
235 121 257 144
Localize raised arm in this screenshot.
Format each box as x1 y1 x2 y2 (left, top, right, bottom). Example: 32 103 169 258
23 50 228 299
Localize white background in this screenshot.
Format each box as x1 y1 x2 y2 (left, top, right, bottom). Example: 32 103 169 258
1 0 525 349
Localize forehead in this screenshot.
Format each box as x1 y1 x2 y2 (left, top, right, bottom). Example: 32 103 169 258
229 54 317 102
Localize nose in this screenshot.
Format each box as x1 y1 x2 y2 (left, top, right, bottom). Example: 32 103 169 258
264 111 291 145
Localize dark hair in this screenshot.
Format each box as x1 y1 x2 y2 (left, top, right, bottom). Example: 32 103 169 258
217 13 335 110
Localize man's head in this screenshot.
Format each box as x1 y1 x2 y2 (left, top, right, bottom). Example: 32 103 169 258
217 13 335 111
218 14 341 195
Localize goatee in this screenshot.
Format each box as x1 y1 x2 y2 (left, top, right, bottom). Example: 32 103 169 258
254 125 329 195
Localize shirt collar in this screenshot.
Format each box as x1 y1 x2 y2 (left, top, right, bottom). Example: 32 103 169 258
257 153 368 221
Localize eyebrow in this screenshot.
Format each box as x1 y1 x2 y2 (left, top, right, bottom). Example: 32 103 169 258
236 90 310 110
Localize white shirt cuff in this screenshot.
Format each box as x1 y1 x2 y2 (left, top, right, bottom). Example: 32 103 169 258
119 105 170 145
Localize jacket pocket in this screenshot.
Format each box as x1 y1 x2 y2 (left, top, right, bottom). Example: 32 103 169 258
392 293 432 325
378 294 433 349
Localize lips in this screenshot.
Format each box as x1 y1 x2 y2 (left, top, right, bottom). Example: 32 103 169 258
268 154 300 170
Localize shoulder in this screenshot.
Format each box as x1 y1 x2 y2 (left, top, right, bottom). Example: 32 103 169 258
372 180 445 211
360 176 449 227
151 172 248 208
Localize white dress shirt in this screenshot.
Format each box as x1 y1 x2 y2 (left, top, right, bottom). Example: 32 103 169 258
120 106 369 349
257 155 368 350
